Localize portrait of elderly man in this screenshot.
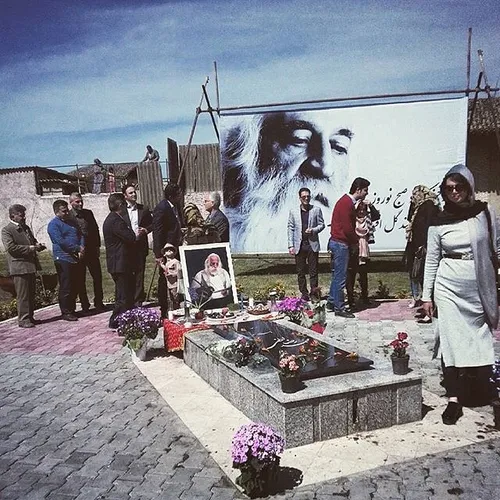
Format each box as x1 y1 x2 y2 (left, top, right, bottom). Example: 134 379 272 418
189 252 233 309
221 110 353 252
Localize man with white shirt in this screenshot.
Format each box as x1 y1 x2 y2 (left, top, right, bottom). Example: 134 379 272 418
122 184 152 306
152 183 182 318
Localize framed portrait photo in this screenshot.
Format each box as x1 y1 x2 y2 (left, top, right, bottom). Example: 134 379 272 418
179 242 238 310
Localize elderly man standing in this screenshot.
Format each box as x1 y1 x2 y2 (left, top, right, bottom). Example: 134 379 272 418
153 183 182 318
69 192 105 313
204 192 230 242
122 184 152 306
103 193 137 330
287 187 325 301
2 204 46 328
47 200 84 321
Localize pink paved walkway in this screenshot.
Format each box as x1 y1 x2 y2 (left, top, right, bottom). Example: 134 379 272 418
1 300 498 354
0 305 123 355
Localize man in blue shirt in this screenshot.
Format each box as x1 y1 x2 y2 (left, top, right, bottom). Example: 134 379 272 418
47 200 84 321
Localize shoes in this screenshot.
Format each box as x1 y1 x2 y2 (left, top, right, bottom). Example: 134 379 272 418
442 401 463 425
78 309 92 317
18 321 34 328
408 299 422 309
417 316 432 324
335 310 355 319
301 294 310 302
61 313 78 322
95 304 108 312
326 303 335 312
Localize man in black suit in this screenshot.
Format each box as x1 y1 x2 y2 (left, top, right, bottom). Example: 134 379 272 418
69 192 105 313
152 183 182 318
122 184 153 306
204 191 230 242
103 193 137 329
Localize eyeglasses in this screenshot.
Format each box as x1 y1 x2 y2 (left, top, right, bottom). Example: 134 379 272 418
444 184 466 194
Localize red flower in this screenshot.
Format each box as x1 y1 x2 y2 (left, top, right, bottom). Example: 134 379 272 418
397 332 408 341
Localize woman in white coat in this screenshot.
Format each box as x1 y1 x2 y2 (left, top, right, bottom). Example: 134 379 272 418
422 164 499 425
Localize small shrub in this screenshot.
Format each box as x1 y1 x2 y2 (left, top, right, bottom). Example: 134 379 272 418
0 300 17 322
374 280 391 299
253 282 287 301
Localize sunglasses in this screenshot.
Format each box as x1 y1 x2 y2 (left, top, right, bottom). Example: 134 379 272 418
444 183 467 194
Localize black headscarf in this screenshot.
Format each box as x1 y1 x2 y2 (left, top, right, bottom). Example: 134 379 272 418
432 164 486 226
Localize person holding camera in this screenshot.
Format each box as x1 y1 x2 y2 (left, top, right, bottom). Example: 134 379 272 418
1 204 47 328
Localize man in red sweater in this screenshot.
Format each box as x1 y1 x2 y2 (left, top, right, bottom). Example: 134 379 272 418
327 178 370 317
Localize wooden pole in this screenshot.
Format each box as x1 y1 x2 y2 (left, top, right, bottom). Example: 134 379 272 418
214 60 220 115
466 28 472 96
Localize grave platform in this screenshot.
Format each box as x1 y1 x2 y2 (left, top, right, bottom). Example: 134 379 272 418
184 319 422 447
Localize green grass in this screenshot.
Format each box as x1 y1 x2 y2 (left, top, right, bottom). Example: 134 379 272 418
0 251 411 307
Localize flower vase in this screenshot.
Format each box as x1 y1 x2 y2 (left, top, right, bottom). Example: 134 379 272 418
493 401 500 430
279 373 302 393
135 341 148 362
391 355 410 375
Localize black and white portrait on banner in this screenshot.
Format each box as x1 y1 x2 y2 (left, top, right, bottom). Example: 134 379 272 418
219 97 468 253
179 242 237 310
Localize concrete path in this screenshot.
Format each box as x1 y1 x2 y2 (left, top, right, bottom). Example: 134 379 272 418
0 301 499 499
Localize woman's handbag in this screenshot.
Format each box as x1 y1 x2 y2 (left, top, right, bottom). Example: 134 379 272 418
484 208 500 300
410 246 426 280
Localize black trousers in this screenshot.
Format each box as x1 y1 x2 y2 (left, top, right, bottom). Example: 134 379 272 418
109 272 135 328
443 364 495 406
346 250 369 305
158 272 169 318
133 253 147 305
295 245 318 297
55 260 78 315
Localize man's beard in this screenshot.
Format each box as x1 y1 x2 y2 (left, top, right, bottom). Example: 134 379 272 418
229 163 346 252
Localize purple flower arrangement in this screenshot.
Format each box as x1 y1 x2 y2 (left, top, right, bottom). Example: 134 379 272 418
276 297 305 324
117 307 162 348
231 422 285 497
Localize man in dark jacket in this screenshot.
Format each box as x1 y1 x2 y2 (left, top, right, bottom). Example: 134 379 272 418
69 192 105 312
2 204 46 327
103 193 137 329
204 192 230 242
122 184 153 306
153 183 182 318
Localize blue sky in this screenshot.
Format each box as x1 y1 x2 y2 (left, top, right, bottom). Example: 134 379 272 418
1 0 499 168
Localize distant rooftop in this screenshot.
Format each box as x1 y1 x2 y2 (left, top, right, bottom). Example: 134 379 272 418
468 96 500 134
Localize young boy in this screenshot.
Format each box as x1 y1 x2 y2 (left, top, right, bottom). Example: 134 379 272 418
159 243 183 310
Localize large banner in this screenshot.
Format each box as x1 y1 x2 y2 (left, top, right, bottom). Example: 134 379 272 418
219 97 468 253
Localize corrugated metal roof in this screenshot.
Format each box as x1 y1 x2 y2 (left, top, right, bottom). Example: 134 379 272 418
136 161 163 209
0 166 77 180
468 97 500 135
179 143 221 191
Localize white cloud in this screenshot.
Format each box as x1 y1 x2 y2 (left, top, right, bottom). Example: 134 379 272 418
1 0 499 167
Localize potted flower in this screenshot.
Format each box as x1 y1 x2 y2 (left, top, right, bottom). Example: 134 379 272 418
231 422 285 498
300 287 327 333
117 307 162 361
278 350 304 393
490 359 500 429
388 331 410 375
276 296 306 324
